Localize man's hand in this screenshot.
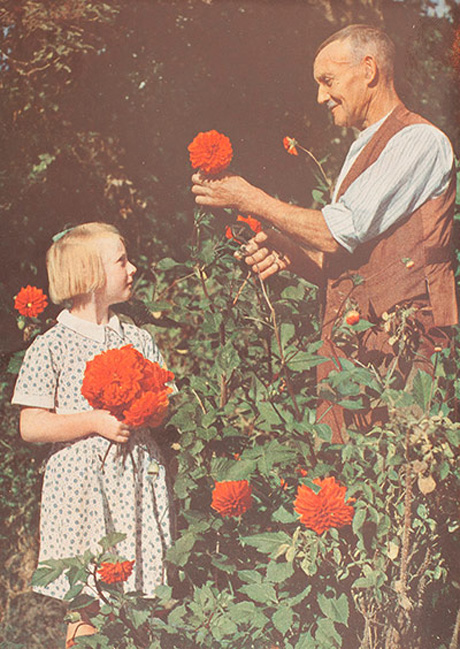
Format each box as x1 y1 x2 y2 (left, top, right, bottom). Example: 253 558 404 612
239 231 291 280
191 172 258 212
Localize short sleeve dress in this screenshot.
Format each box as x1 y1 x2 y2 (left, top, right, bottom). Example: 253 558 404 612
12 309 174 600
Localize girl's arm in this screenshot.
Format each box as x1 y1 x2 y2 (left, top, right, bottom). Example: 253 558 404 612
20 408 131 445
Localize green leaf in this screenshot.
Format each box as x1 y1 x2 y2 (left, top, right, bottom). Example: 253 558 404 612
155 585 173 601
317 593 349 626
63 582 85 601
286 350 327 371
239 582 277 604
127 607 151 629
273 505 299 524
266 560 295 583
315 617 342 647
237 570 263 584
166 532 197 566
7 350 26 374
312 189 327 205
412 371 433 411
350 319 375 332
352 507 367 535
228 602 268 628
240 531 292 555
381 389 414 408
68 593 98 611
98 532 127 553
155 257 181 270
32 565 65 588
273 606 294 634
315 423 333 442
216 341 240 373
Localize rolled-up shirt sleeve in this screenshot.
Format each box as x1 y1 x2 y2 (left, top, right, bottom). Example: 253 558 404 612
322 123 454 254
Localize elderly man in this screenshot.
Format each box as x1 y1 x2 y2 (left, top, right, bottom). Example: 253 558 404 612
191 24 458 442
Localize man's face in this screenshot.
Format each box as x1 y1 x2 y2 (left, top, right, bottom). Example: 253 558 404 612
313 39 370 129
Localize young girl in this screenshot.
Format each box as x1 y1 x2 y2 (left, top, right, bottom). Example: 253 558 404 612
12 222 175 647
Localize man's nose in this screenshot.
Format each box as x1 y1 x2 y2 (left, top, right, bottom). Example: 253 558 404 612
317 85 329 105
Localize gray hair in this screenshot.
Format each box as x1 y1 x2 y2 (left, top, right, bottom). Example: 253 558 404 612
316 24 395 81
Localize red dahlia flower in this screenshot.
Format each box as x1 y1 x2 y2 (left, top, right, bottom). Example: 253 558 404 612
123 390 171 428
294 476 354 535
97 560 135 584
14 285 48 318
211 480 253 518
81 345 174 428
225 214 263 242
283 136 299 156
188 130 233 176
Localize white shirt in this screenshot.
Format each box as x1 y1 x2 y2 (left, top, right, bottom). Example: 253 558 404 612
322 113 454 253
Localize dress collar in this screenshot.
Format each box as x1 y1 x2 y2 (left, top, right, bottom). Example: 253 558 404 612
57 309 124 342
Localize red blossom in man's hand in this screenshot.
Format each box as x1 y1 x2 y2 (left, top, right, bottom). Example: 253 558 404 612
211 480 253 518
225 214 263 242
294 476 354 535
188 130 233 176
97 560 135 584
14 285 48 318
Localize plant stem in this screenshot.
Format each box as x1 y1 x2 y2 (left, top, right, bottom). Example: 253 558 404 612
258 275 301 421
297 144 332 197
219 321 228 408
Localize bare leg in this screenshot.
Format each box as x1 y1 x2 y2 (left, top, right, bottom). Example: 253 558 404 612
65 602 99 648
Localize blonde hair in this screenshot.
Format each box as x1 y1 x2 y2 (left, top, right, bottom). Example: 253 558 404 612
46 222 124 304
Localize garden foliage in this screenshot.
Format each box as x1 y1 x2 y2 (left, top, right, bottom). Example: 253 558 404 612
12 193 460 649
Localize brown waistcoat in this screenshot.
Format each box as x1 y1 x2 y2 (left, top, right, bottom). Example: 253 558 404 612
322 103 458 339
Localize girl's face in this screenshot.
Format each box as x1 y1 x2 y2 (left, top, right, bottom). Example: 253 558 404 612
98 236 137 306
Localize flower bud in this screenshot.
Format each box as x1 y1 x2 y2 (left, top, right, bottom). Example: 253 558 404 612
345 310 360 326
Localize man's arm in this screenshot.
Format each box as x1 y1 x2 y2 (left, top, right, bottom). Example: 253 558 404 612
191 173 341 254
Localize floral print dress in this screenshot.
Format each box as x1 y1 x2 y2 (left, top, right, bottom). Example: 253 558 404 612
12 309 174 600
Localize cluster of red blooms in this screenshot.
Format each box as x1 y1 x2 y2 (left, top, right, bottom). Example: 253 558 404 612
14 285 48 318
212 476 354 535
188 129 233 176
97 560 135 584
81 344 174 428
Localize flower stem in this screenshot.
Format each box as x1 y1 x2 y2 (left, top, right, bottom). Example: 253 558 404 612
297 144 332 196
258 275 301 421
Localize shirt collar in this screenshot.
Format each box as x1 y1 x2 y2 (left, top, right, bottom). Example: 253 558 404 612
356 110 393 142
57 309 124 342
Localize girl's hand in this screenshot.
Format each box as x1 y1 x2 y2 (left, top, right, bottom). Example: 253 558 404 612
93 410 131 444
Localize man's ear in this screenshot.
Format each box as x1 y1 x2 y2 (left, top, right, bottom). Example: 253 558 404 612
363 55 378 85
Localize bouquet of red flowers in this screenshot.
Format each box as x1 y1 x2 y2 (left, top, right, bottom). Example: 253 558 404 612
81 344 174 428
